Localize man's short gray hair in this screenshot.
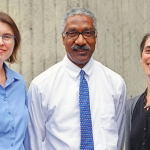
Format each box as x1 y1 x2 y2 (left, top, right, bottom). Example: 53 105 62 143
61 7 97 35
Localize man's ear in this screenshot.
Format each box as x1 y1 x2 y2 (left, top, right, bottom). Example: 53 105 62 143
95 34 97 44
62 33 65 45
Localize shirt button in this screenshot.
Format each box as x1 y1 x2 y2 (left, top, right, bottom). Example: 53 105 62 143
144 128 146 130
3 98 6 101
8 112 11 115
11 126 15 130
11 143 13 147
143 143 145 146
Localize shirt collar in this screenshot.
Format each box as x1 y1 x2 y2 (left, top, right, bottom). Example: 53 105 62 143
63 55 94 81
3 63 20 83
82 56 94 79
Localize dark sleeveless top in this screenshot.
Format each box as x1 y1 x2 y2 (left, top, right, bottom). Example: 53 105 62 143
130 89 150 150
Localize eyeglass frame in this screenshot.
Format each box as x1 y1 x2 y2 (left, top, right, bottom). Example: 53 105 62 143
0 34 16 42
63 31 96 39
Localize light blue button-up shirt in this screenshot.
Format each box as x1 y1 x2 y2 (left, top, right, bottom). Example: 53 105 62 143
0 63 28 150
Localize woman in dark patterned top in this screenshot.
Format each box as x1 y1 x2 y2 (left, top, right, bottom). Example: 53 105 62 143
126 33 150 150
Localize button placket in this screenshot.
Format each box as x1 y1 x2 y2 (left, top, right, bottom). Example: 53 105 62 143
8 111 11 115
4 94 16 148
11 126 15 130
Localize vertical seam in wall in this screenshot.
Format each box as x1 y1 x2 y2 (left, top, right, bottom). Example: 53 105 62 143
129 0 131 96
67 0 69 10
55 0 57 63
7 0 10 68
19 0 22 75
121 0 125 75
113 0 115 72
42 0 45 70
30 0 33 79
77 0 79 7
7 0 9 14
104 1 107 67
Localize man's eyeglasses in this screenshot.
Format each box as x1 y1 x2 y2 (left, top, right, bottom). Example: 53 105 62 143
0 35 16 42
64 31 96 39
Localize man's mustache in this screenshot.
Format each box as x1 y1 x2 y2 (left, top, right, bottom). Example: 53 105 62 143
71 45 90 51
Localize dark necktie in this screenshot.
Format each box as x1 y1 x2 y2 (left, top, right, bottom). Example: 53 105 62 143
79 70 94 150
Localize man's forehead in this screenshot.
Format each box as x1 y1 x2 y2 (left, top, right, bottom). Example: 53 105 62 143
66 14 93 22
66 27 94 31
65 15 94 30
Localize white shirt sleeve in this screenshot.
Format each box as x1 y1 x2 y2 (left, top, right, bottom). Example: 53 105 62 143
116 79 126 150
24 82 46 150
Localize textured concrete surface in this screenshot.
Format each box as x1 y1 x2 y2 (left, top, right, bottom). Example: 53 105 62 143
1 0 150 149
0 0 148 98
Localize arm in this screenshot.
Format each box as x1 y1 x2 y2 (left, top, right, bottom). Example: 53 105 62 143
125 99 132 150
115 79 126 150
125 95 140 150
24 82 46 150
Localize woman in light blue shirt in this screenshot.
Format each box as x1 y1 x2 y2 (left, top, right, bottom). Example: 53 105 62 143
0 12 28 150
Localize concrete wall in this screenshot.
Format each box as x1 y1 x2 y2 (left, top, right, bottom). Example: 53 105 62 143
0 0 148 99
1 0 149 149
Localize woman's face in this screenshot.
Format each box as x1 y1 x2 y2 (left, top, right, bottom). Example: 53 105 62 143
0 22 15 64
141 37 150 77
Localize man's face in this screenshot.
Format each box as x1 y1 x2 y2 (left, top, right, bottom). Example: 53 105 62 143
62 14 97 68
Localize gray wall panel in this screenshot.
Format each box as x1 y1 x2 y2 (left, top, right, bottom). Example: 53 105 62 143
0 0 147 98
1 0 150 149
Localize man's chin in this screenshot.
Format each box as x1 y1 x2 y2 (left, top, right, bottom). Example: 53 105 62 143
73 58 90 68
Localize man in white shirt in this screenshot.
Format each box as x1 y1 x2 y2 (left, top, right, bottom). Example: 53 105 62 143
24 7 126 150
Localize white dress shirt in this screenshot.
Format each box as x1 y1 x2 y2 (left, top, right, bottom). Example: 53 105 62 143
24 55 126 150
